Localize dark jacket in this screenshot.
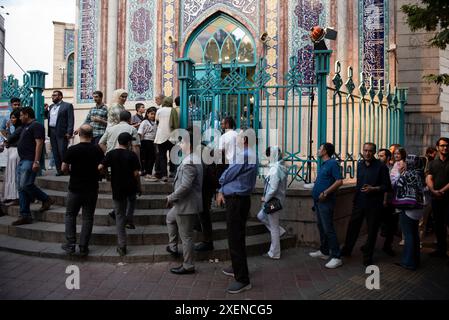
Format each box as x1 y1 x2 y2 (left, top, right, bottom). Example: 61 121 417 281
354 159 391 209
45 101 75 138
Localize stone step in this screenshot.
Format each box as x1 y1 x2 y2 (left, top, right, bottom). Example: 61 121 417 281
2 204 226 226
0 215 267 245
36 175 173 194
0 233 297 263
39 189 169 210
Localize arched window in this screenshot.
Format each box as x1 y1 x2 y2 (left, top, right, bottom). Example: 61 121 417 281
187 16 255 65
66 53 75 88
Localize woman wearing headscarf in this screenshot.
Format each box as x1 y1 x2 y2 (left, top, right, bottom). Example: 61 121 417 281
108 89 128 127
257 146 288 259
2 109 24 205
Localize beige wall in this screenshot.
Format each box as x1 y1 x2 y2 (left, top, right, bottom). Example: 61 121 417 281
440 49 449 138
396 0 443 154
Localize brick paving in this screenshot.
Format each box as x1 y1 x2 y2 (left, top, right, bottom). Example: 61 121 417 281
1 236 448 300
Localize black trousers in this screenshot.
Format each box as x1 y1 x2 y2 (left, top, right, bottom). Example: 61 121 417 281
432 197 449 253
342 206 383 260
381 205 398 249
225 195 251 284
194 187 215 243
49 128 69 173
155 140 175 178
141 140 156 175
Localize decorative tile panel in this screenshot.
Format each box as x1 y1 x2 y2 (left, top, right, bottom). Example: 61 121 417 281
126 0 157 101
77 0 99 103
359 0 389 86
162 0 176 97
288 0 328 85
265 0 280 87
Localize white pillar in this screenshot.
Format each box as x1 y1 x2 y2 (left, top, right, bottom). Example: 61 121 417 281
106 0 119 105
337 0 349 74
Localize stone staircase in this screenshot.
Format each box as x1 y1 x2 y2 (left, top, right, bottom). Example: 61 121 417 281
0 175 296 263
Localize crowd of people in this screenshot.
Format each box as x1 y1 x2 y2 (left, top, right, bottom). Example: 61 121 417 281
309 140 449 272
0 90 448 294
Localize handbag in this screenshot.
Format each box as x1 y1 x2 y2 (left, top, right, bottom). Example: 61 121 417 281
264 197 283 214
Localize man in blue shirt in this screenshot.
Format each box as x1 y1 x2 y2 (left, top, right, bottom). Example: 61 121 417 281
310 143 344 269
217 131 258 294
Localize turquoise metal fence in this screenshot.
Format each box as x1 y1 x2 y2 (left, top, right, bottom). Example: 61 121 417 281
1 71 48 125
176 50 407 184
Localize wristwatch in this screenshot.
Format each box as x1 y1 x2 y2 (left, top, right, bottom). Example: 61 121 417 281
34 161 40 165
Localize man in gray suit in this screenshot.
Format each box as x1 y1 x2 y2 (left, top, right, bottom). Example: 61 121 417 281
166 130 203 275
46 90 75 176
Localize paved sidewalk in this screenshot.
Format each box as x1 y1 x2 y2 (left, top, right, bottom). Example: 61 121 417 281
1 238 448 300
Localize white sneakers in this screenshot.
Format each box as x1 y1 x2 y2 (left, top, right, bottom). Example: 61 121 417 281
309 250 343 269
325 258 343 269
309 250 330 260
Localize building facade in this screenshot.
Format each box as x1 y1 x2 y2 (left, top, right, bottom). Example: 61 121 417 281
73 0 449 154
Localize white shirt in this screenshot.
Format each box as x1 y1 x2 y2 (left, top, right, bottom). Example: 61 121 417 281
99 121 141 154
154 107 173 144
138 119 157 141
49 103 61 127
219 130 238 164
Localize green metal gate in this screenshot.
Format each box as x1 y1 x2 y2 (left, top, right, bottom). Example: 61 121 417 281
177 50 407 183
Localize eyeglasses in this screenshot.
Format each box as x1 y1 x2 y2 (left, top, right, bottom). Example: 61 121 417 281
363 149 375 152
439 144 449 148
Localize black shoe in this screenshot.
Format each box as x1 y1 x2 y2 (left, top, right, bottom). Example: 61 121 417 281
194 242 214 252
79 246 89 257
382 247 396 257
117 247 127 256
166 246 180 257
11 217 33 226
429 250 448 258
109 211 116 221
222 266 234 277
61 243 76 255
39 197 55 213
56 172 63 177
125 223 136 230
170 266 195 275
227 281 252 294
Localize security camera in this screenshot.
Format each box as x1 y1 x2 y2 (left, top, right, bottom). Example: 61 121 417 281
260 32 270 43
167 35 177 45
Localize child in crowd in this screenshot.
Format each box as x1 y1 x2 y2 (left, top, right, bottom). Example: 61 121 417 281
138 107 158 181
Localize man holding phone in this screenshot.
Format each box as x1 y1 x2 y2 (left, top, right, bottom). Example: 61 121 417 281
340 142 391 266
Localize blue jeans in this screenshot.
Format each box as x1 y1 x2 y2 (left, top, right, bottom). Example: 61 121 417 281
400 213 420 270
17 160 49 218
315 199 341 258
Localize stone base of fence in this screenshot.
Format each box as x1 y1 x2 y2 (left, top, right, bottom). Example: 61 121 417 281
249 183 360 248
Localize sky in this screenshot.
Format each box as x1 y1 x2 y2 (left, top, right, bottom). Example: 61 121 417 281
2 0 76 87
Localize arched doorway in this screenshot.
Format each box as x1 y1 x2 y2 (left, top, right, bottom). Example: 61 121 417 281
182 13 258 133
184 13 257 81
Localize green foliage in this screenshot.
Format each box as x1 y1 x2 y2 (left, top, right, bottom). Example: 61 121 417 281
401 0 449 85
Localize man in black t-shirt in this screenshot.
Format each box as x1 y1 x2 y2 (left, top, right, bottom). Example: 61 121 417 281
12 108 54 226
99 132 141 256
61 124 105 256
426 137 449 259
